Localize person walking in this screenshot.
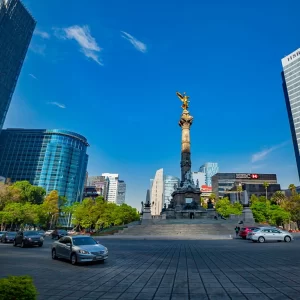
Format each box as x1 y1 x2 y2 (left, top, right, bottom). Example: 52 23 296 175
235 226 240 238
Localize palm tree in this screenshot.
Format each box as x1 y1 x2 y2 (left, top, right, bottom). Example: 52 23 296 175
236 185 243 203
271 191 286 205
263 182 269 199
288 184 297 195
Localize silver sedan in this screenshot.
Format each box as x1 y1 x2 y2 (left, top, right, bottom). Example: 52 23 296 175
51 235 108 265
250 227 293 243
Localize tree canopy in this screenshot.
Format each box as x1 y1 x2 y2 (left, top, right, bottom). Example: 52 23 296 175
215 197 243 218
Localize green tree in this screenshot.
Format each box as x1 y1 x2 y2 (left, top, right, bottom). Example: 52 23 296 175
271 191 286 205
215 197 242 218
263 182 270 200
12 181 46 204
281 190 300 228
42 190 59 228
288 184 297 196
0 184 21 210
251 200 269 223
269 205 290 226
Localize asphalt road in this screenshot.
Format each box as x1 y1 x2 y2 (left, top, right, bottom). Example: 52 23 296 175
1 237 300 299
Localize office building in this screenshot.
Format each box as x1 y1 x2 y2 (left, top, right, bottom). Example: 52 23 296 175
164 175 180 206
199 162 219 186
0 0 36 130
101 173 126 204
212 173 278 199
87 175 108 199
281 48 300 180
150 168 164 216
116 180 126 205
225 183 281 204
192 171 205 187
0 129 89 204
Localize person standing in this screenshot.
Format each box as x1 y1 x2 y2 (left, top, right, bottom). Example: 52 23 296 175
235 226 240 238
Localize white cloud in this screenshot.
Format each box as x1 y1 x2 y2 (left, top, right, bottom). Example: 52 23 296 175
251 142 288 163
29 74 37 80
55 25 103 65
47 102 66 109
34 29 50 39
29 44 46 56
121 31 147 53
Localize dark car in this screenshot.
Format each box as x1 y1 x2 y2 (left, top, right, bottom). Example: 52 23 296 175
52 229 68 240
13 231 44 247
1 231 17 243
36 230 46 238
0 231 7 238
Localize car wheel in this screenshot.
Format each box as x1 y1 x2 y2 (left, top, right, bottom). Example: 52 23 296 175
21 241 25 248
284 236 291 243
258 236 265 243
52 249 57 259
71 253 77 265
38 243 43 247
13 240 17 247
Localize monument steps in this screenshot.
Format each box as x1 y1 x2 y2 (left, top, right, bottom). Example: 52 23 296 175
115 223 236 236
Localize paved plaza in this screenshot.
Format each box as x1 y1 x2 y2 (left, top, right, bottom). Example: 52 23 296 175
1 237 300 300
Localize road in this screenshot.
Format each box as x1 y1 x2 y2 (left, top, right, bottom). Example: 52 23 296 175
1 237 300 299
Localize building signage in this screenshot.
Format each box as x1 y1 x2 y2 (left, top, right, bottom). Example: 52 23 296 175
235 174 259 179
282 48 300 67
201 185 212 192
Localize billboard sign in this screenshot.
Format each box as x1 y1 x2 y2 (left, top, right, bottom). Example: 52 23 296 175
235 174 259 180
201 185 212 192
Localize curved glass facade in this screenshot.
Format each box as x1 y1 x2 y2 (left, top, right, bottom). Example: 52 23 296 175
0 129 89 204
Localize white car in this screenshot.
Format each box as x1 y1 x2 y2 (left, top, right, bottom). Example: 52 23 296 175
45 230 53 236
251 227 293 243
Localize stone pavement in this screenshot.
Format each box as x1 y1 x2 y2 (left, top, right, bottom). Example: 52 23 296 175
1 238 300 299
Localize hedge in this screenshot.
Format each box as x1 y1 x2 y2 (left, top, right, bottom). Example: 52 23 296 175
0 275 37 300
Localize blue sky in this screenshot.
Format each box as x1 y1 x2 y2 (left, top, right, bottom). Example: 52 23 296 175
5 0 300 210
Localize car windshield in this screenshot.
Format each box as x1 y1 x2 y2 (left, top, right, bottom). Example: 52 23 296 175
7 232 16 236
24 231 38 236
72 237 97 246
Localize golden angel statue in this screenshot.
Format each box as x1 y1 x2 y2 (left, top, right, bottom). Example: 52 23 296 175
176 91 190 110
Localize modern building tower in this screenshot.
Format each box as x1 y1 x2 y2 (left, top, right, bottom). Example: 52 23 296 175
199 162 219 186
0 129 89 204
0 0 36 130
116 180 126 205
102 173 119 203
164 175 180 206
150 168 164 216
281 48 300 180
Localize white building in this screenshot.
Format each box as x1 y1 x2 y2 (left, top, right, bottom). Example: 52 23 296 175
150 168 164 216
116 180 126 205
282 48 300 181
102 173 119 203
192 171 205 187
164 175 180 206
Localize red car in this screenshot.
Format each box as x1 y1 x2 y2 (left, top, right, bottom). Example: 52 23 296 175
239 227 259 239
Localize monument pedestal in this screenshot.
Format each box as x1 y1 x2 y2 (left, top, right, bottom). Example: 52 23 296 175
242 207 255 225
142 206 153 225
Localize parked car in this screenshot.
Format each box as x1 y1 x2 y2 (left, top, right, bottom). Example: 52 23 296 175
250 227 293 243
13 231 44 247
1 231 16 243
45 230 53 236
239 227 260 239
36 230 46 238
51 235 108 265
0 231 7 238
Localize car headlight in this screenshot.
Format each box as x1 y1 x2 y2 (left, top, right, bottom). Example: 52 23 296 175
78 250 90 254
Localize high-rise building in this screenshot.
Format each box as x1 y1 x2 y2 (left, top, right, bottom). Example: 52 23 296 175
164 175 180 206
0 0 36 130
199 162 219 186
0 129 89 204
281 48 300 180
86 175 108 199
150 168 164 216
102 173 119 203
116 180 126 205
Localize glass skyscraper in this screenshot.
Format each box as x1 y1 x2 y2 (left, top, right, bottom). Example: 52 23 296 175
0 129 89 204
0 0 36 130
282 48 300 180
199 162 219 186
164 175 180 206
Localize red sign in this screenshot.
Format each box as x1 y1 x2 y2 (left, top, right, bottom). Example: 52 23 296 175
201 185 212 192
251 174 259 179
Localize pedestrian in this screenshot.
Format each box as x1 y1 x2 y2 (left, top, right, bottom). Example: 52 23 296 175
235 226 240 237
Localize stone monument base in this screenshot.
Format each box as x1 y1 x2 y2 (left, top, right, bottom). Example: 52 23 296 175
242 207 255 225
